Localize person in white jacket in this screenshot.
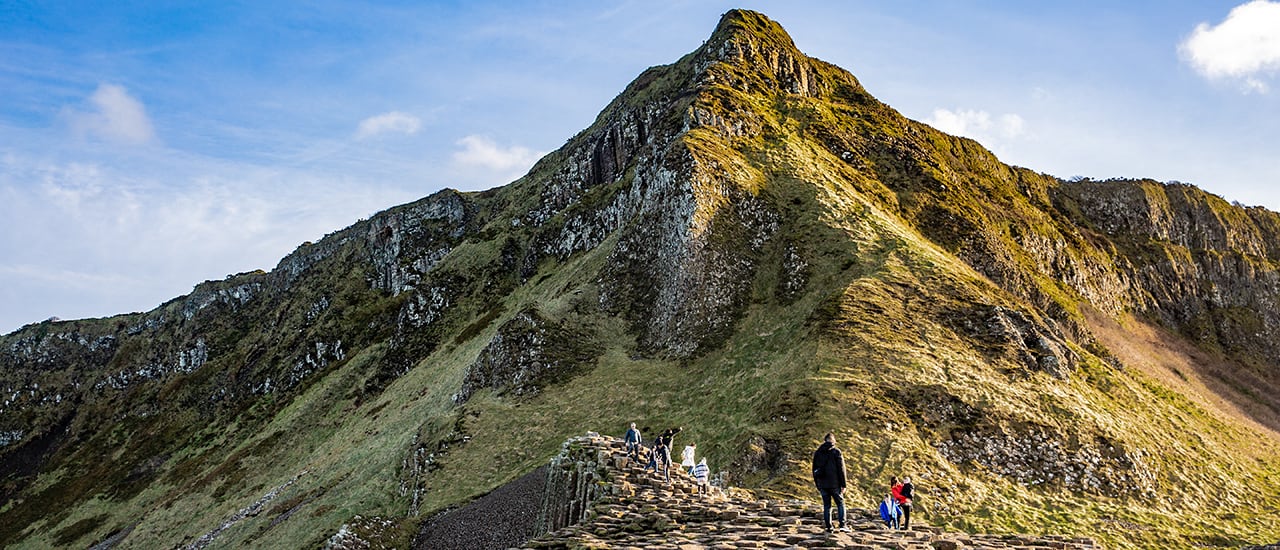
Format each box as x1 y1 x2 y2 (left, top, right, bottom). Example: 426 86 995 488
681 442 697 474
691 458 710 497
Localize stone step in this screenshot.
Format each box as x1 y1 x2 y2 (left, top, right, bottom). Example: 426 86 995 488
521 434 1102 550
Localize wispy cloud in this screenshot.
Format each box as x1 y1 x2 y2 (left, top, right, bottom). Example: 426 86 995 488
925 108 1025 140
64 84 156 144
355 111 422 139
0 264 138 291
0 152 421 332
452 135 544 173
1180 0 1280 93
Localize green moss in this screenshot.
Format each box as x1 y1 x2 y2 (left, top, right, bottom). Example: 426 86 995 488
51 513 109 546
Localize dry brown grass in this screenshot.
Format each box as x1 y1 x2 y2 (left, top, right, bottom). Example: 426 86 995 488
1082 305 1280 446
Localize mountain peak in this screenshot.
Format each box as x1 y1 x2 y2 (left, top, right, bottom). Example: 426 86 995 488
707 9 799 53
688 9 828 99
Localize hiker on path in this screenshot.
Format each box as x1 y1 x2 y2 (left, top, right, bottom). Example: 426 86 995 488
692 457 710 497
658 426 682 449
890 476 906 530
645 437 672 482
655 438 672 482
681 442 697 474
624 422 642 462
643 437 661 472
899 476 914 530
811 433 849 532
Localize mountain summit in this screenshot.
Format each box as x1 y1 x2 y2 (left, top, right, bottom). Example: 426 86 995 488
2 10 1279 549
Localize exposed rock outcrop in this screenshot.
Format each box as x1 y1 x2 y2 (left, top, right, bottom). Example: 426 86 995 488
366 190 473 295
1058 179 1280 367
946 305 1079 378
185 471 307 550
452 310 599 404
936 427 1155 498
598 145 780 358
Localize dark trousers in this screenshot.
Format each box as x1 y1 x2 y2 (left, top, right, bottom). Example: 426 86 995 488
818 487 845 528
900 502 911 529
645 450 670 481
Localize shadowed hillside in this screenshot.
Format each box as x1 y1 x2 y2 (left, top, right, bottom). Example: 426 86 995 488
2 9 1278 550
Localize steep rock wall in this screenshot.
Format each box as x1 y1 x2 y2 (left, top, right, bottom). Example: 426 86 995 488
1059 180 1280 366
535 435 621 536
597 139 779 358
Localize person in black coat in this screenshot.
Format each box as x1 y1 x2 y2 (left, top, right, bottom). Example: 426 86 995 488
657 426 682 448
643 436 673 482
811 432 848 531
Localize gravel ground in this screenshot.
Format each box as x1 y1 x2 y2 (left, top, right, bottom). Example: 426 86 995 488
413 465 548 550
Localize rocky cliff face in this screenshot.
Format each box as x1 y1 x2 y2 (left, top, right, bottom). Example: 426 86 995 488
1058 180 1280 366
2 9 1279 550
453 309 599 404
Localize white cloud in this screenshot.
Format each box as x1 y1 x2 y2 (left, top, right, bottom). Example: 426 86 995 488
66 84 156 144
355 111 422 139
924 108 1025 140
0 152 422 333
997 113 1025 139
0 264 137 291
1180 0 1280 92
452 135 543 173
39 162 106 212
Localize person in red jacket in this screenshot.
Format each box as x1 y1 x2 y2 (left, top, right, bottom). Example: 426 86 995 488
890 476 912 529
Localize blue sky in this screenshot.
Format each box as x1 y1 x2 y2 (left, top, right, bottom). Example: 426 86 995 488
2 1 1278 334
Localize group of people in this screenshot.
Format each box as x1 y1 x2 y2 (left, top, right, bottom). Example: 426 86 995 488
624 423 711 494
623 426 916 530
812 432 915 532
880 475 914 530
